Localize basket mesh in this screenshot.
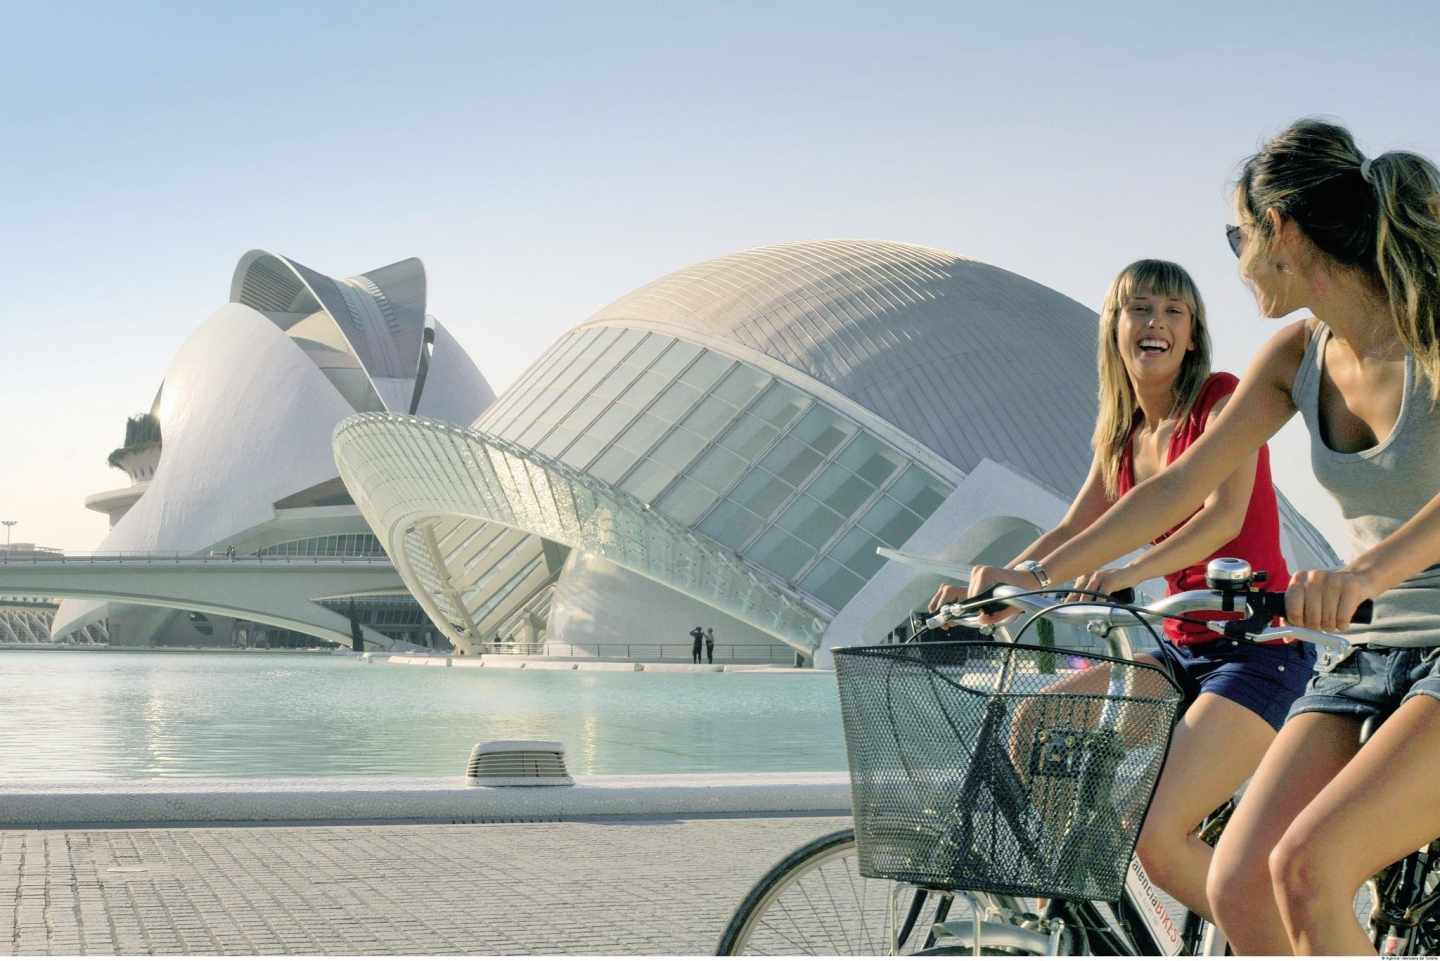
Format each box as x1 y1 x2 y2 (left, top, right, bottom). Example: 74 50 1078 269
834 640 1183 902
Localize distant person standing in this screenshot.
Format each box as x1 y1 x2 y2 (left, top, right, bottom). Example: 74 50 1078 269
704 627 715 664
689 626 704 664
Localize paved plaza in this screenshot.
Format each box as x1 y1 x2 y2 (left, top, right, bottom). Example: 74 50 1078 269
1 815 849 955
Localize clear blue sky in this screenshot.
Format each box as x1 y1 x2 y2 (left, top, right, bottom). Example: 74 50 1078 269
2 0 1437 553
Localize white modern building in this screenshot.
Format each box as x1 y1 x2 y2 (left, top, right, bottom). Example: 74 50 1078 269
52 251 496 649
333 240 1340 665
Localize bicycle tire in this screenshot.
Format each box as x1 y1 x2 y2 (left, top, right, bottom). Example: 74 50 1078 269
716 828 979 955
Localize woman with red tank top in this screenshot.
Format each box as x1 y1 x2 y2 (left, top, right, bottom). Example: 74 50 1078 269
931 260 1314 925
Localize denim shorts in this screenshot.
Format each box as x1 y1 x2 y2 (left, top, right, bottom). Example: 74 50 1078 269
1150 639 1316 731
1286 644 1440 722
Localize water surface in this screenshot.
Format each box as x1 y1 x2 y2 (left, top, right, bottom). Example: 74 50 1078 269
0 651 845 780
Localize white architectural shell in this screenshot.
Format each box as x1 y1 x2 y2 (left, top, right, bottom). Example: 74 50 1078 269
55 252 495 647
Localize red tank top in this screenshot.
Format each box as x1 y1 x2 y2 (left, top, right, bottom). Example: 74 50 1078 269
1116 372 1290 645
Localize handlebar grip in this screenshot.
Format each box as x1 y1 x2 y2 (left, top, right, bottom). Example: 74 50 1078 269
1251 591 1374 625
1108 587 1136 605
963 586 1011 617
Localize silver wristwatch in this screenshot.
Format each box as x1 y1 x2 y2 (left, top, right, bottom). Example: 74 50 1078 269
1017 559 1051 588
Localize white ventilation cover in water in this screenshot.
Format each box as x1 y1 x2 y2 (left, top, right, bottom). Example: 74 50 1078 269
465 740 573 787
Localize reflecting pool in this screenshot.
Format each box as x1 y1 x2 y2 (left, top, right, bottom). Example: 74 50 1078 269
0 651 846 780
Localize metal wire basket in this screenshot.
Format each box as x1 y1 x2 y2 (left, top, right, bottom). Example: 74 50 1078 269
833 639 1183 902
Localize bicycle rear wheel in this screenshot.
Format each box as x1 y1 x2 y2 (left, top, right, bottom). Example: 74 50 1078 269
716 828 993 955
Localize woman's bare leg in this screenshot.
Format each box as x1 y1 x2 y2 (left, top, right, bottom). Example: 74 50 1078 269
1270 695 1440 954
1206 712 1361 954
1133 693 1275 921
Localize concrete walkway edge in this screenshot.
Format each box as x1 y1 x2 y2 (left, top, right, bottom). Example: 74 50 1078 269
0 772 852 827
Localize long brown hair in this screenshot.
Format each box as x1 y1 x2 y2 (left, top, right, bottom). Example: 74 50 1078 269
1093 260 1212 499
1236 118 1440 396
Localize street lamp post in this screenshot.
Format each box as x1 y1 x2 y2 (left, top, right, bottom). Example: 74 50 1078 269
1 521 15 550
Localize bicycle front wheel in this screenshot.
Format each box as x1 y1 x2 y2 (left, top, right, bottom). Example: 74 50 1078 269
716 828 985 956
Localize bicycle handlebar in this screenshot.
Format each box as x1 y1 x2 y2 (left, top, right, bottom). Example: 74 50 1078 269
927 585 1368 653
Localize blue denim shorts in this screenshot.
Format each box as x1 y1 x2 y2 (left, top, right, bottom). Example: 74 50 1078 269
1286 644 1440 722
1150 640 1316 731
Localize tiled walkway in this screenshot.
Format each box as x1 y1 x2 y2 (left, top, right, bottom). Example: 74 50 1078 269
1 816 848 955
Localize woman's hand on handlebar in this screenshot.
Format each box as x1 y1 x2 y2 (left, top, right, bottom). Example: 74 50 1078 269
1285 567 1378 632
936 565 1032 625
1065 567 1139 605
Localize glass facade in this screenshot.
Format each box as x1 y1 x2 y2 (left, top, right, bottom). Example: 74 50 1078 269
477 326 954 615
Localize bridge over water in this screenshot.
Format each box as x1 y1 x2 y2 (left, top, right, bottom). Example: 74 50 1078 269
0 552 420 651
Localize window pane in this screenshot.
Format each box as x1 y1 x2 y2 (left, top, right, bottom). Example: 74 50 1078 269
649 340 702 377
889 466 949 517
809 464 876 518
590 445 638 485
650 428 707 470
586 405 635 443
732 471 793 518
692 445 749 492
714 365 768 406
560 433 606 470
762 436 824 487
838 433 902 486
535 424 577 458
621 333 669 370
618 369 670 410
753 384 809 429
699 501 765 550
859 496 924 547
617 412 666 455
801 558 864 611
649 381 701 422
658 477 720 526
750 528 813 580
590 364 638 401
794 406 855 456
680 352 732 392
777 495 845 548
720 413 778 460
830 527 886 579
682 395 740 436
621 462 677 505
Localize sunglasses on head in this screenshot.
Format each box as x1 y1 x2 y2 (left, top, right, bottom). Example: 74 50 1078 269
1226 224 1244 258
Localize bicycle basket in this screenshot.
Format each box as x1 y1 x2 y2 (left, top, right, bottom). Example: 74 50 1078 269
833 640 1183 902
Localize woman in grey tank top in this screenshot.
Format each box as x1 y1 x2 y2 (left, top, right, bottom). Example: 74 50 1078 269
965 119 1440 954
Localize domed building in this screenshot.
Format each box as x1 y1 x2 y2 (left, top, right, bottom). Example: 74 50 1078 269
333 240 1339 664
53 252 496 649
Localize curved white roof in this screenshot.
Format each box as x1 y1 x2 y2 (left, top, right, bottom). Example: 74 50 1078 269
232 250 460 413
584 240 1100 495
58 251 499 641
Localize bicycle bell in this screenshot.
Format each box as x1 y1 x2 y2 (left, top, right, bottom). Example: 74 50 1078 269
1205 557 1254 591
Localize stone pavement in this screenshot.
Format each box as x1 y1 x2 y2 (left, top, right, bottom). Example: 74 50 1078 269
1 815 849 955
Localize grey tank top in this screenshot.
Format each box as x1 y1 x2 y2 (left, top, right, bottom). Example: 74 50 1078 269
1291 322 1440 647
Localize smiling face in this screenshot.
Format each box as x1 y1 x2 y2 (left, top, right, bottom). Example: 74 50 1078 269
1116 287 1196 390
1092 259 1212 496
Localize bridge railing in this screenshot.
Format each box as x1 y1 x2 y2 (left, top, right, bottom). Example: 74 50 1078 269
0 551 394 566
